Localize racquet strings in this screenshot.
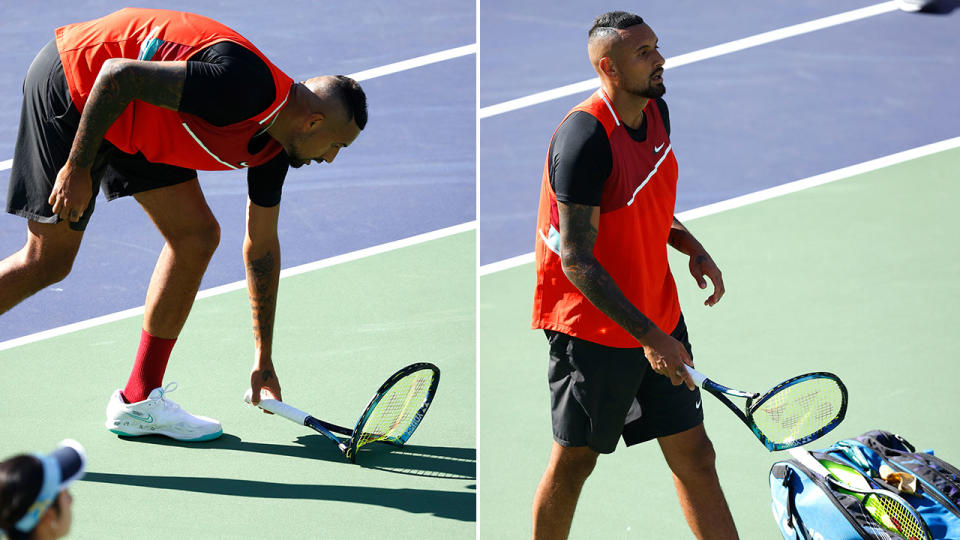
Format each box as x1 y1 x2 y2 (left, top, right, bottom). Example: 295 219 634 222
752 377 844 445
862 492 929 540
355 369 433 449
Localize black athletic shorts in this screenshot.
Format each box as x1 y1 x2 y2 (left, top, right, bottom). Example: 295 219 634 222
546 314 704 454
5 39 197 232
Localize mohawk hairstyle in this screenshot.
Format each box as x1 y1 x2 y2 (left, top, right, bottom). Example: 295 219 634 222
588 11 645 40
328 75 368 130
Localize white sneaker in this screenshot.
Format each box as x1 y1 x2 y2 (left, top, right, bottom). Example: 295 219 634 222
105 382 222 442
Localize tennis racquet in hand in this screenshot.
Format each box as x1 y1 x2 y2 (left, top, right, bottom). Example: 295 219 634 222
245 362 440 463
684 366 847 451
789 447 932 540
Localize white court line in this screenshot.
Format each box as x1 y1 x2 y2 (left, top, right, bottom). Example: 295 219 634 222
348 43 476 81
479 1 898 119
478 136 960 276
0 43 477 172
0 221 476 352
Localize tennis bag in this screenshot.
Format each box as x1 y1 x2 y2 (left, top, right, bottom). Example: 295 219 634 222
769 431 960 540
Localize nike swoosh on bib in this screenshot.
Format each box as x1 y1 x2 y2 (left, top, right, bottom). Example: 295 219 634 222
653 143 665 153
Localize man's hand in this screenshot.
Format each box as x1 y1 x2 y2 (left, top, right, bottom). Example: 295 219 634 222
688 251 725 307
642 328 695 390
48 163 93 223
249 365 282 413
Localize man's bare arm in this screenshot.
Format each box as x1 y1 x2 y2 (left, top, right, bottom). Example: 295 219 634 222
558 201 693 387
50 60 186 221
558 201 658 341
244 200 283 406
668 217 725 306
70 59 186 168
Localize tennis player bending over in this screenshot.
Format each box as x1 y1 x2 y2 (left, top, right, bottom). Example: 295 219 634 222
0 8 366 442
531 11 738 539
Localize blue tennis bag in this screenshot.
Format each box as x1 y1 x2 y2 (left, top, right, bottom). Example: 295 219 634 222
769 430 960 539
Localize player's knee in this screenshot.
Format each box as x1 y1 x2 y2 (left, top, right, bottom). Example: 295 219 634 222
668 436 718 479
554 448 598 483
172 217 220 260
30 248 77 286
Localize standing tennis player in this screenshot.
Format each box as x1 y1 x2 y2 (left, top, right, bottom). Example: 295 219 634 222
531 11 738 539
0 8 366 441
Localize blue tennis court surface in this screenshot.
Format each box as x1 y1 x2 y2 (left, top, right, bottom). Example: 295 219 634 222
479 0 959 265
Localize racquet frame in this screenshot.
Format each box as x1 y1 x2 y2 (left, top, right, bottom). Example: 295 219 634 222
686 367 848 451
249 362 440 463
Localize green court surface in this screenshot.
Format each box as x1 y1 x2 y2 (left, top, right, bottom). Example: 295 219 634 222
0 231 475 539
478 148 960 538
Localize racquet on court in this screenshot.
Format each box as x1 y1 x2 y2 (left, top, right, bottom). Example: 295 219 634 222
685 366 847 451
789 447 932 540
246 362 440 463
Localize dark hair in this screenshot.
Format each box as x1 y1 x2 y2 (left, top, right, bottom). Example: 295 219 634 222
589 11 645 39
0 455 43 540
329 75 368 130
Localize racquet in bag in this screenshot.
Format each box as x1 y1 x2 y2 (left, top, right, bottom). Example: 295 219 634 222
685 366 847 451
246 362 440 462
789 447 933 540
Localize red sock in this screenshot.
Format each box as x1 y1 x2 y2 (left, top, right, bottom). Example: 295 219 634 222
122 329 176 403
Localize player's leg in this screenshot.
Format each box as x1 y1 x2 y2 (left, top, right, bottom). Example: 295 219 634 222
532 443 598 539
133 177 220 340
533 330 645 539
0 220 83 314
658 425 738 540
2 38 93 315
628 315 737 539
104 176 222 442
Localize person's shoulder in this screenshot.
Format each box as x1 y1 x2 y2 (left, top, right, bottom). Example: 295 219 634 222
554 111 607 145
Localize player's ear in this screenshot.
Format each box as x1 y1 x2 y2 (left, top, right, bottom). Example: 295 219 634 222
306 112 326 132
598 56 616 78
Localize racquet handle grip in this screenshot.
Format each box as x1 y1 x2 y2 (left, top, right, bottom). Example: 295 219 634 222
683 366 708 387
251 397 310 425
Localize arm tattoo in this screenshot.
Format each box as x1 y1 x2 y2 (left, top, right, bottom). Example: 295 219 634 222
668 216 703 256
70 59 185 168
559 203 656 340
261 369 275 382
246 250 277 348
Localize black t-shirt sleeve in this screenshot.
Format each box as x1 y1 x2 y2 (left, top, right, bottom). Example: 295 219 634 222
548 111 612 206
246 151 288 207
655 97 670 136
180 41 276 127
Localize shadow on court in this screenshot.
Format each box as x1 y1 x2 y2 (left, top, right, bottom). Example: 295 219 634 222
111 433 476 479
920 0 960 14
80 471 476 521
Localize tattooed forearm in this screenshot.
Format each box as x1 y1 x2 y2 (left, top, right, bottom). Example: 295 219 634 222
558 202 657 341
246 250 278 350
667 217 704 256
69 59 185 168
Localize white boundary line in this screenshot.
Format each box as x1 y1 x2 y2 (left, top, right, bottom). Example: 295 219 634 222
479 1 898 119
478 136 960 276
348 43 476 81
0 221 476 352
0 43 477 172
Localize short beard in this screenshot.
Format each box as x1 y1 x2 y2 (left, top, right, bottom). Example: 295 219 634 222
625 80 666 99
